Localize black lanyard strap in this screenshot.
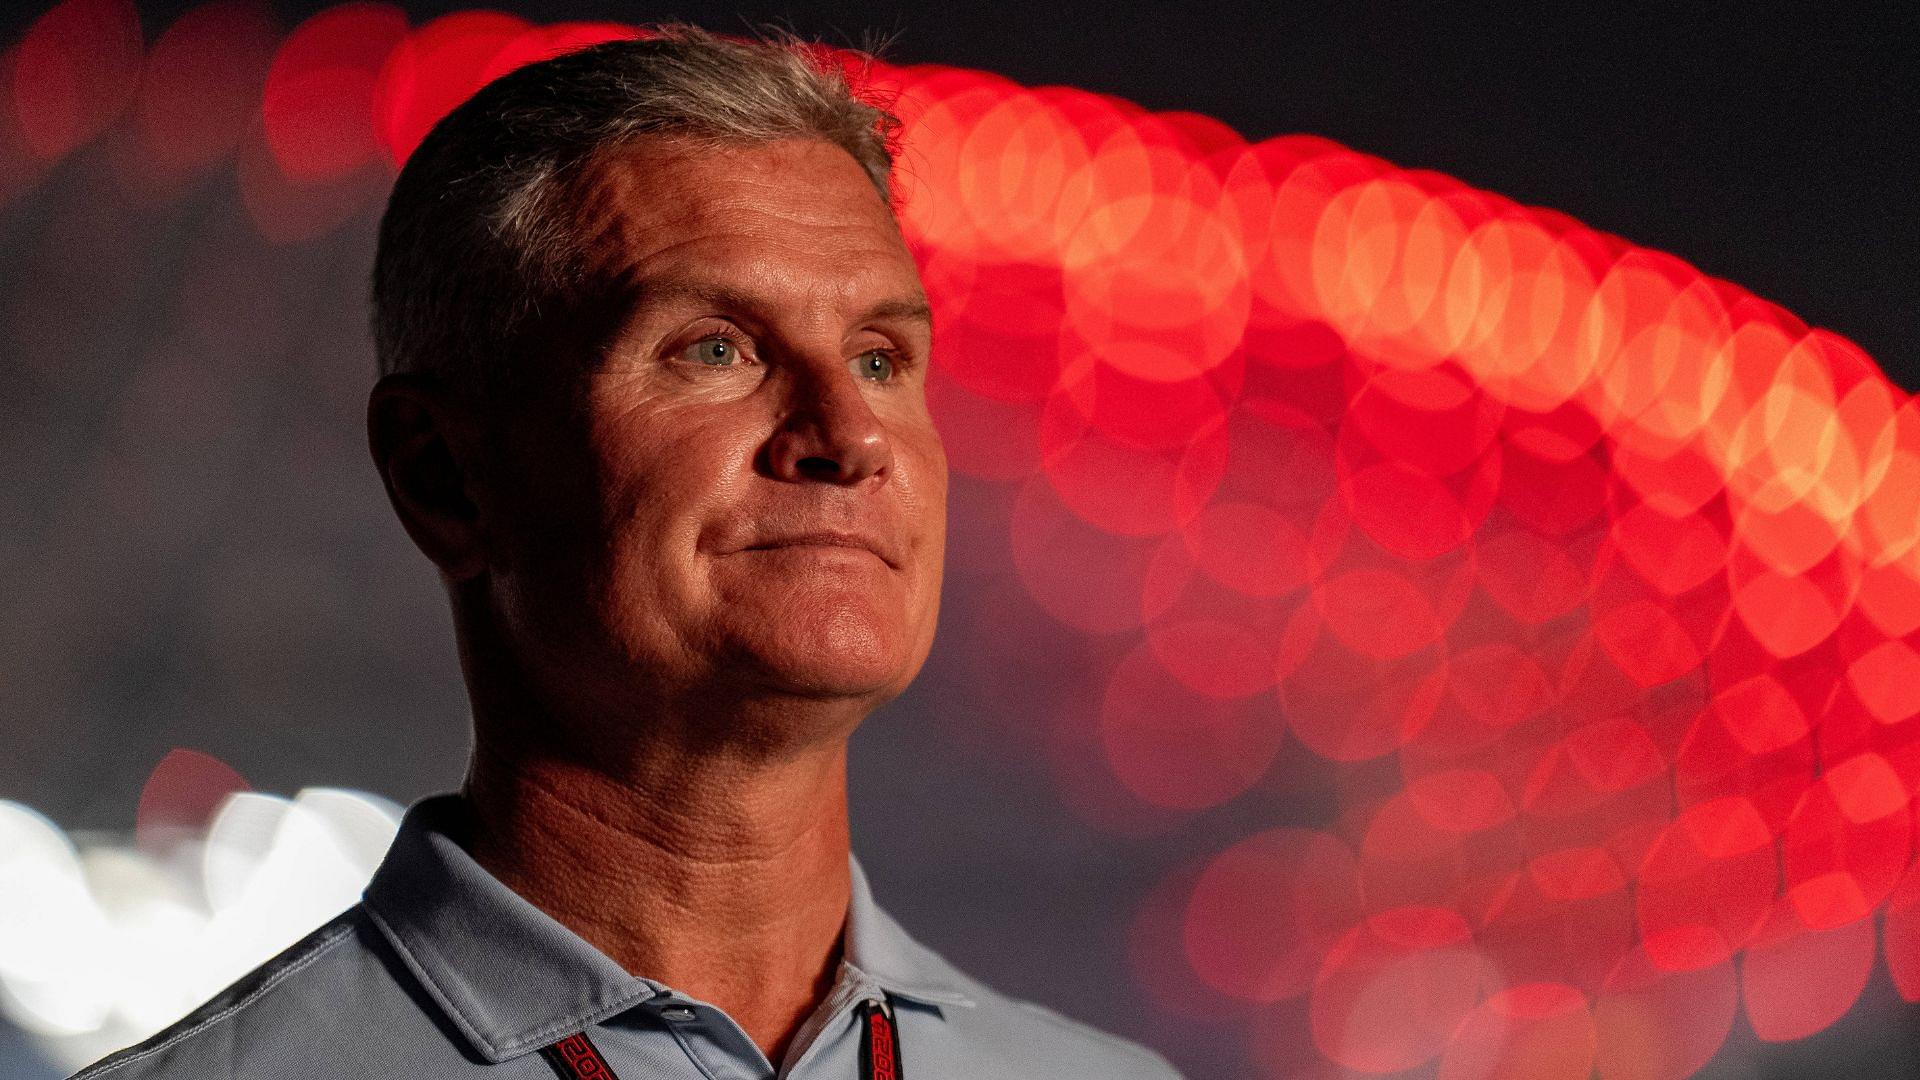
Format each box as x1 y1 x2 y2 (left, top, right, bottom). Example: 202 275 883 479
857 995 904 1080
541 1031 619 1080
541 994 903 1080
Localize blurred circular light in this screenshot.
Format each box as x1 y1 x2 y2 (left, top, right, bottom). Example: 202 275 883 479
263 2 409 183
1309 905 1496 1073
1436 982 1597 1080
1181 828 1361 1003
1098 639 1285 810
1592 947 1737 1080
131 0 279 184
10 0 143 162
372 10 531 166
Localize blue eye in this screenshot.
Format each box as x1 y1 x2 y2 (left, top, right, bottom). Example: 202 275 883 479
852 350 896 381
683 337 739 365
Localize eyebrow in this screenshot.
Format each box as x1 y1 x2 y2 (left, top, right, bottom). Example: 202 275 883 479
627 277 935 333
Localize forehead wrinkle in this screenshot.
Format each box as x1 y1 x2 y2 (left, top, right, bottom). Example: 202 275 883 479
576 140 897 256
562 138 927 344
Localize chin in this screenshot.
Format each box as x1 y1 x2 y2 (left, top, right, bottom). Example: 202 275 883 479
733 596 921 701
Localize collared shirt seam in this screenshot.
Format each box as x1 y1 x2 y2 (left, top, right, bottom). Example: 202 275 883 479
361 898 659 1062
777 970 896 1077
359 900 508 1060
840 960 976 1010
490 985 663 1058
72 915 360 1079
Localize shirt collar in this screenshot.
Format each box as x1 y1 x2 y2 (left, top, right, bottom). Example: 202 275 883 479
361 792 974 1064
842 845 978 1011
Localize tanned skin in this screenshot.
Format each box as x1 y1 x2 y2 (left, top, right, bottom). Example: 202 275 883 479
367 136 947 1069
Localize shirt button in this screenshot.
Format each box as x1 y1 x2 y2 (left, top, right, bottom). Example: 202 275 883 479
661 1005 697 1022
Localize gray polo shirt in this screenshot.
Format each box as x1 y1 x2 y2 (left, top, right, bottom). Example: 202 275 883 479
70 793 1184 1080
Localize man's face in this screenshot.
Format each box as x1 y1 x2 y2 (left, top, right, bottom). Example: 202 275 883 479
482 137 946 733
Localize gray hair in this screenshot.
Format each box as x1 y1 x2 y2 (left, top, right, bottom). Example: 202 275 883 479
368 23 902 400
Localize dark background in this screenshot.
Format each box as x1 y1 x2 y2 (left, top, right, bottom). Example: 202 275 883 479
2 3 1917 1078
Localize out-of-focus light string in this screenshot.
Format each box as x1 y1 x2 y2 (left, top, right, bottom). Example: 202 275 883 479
5 3 1920 1078
0 776 402 1072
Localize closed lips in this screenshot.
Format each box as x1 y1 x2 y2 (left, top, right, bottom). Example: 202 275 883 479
746 532 894 567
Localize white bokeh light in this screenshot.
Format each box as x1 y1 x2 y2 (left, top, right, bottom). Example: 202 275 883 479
0 790 402 1073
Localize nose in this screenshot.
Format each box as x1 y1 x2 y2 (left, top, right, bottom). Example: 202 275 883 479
763 360 894 486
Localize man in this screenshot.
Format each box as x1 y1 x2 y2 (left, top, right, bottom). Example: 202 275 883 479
73 25 1184 1080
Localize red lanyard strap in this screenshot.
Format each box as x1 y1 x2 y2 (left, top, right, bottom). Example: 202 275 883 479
858 996 903 1080
542 1031 620 1080
540 994 902 1080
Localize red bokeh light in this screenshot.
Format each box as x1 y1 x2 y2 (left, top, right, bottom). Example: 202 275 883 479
1437 982 1597 1080
1098 639 1286 810
1182 828 1362 1003
372 11 530 165
1592 948 1738 1080
1309 905 1496 1073
11 0 142 162
263 3 409 182
133 747 249 855
1740 900 1876 1043
129 1 279 188
1635 796 1777 972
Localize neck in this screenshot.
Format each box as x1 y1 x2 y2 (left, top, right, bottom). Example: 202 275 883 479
460 735 855 1069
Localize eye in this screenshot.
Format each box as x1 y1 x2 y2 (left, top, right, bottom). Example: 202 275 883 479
851 349 899 381
679 334 748 367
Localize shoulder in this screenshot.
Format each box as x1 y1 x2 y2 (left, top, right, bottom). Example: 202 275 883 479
992 993 1187 1079
68 909 360 1080
66 906 455 1080
855 883 1186 1079
914 967 1186 1080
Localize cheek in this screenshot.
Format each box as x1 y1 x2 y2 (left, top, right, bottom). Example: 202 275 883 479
590 386 746 522
898 422 950 569
590 402 760 603
884 422 949 661
486 412 600 590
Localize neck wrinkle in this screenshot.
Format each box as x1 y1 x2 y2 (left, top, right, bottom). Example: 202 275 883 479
458 739 855 1068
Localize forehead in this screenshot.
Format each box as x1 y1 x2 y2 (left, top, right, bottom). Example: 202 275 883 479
565 135 923 307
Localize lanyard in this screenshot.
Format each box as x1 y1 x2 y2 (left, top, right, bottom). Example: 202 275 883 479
856 996 903 1080
541 1032 616 1080
541 994 903 1080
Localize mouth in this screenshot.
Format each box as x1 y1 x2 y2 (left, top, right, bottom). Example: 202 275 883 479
742 532 897 569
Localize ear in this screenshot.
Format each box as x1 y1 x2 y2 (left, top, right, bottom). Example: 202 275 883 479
367 372 489 582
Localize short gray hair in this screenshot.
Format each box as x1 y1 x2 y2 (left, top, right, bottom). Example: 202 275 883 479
368 23 902 399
